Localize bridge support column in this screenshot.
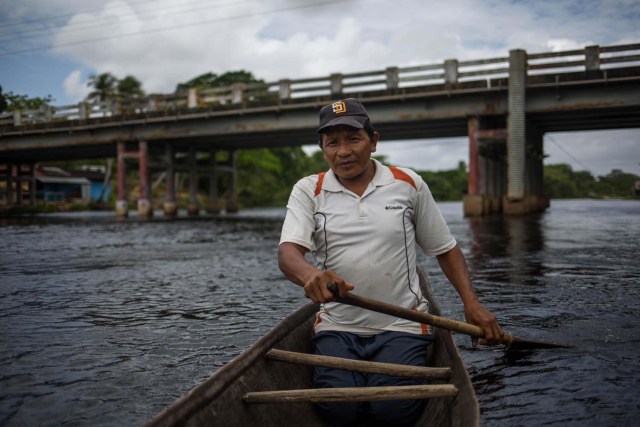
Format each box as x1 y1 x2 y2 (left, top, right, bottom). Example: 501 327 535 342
137 140 153 219
207 148 220 214
505 49 527 215
11 163 36 206
15 163 23 206
226 150 239 213
116 142 128 217
187 144 200 216
29 163 36 206
463 117 484 216
163 143 178 217
526 121 549 212
6 163 15 205
463 117 507 216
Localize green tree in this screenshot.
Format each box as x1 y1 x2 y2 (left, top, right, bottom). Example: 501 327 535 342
236 149 283 207
596 169 639 197
213 70 264 87
418 161 468 201
543 163 639 199
86 72 118 104
117 75 145 101
1 90 53 112
175 72 218 91
0 85 7 113
544 163 579 198
175 70 264 92
115 75 145 114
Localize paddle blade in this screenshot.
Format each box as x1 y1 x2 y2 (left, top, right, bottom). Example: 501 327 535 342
507 336 573 350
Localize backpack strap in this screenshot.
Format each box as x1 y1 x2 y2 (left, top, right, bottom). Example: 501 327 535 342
388 166 417 190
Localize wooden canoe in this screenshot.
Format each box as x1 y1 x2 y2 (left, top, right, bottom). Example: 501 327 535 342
144 268 480 426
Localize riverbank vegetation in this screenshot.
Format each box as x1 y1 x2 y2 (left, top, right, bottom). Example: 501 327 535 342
198 149 640 208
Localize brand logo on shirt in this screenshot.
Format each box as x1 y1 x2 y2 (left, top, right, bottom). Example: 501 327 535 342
385 205 403 210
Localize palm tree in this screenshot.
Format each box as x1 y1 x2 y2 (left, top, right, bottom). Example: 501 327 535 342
116 75 145 102
86 73 118 104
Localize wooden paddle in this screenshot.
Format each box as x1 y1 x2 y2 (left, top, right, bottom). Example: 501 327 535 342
327 284 571 349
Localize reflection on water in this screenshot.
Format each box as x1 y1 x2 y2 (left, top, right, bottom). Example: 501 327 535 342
428 200 640 426
1 200 639 426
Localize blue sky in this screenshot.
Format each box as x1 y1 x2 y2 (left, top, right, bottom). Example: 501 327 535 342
1 0 639 176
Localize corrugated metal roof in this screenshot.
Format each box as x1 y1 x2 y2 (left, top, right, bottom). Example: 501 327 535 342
37 176 91 184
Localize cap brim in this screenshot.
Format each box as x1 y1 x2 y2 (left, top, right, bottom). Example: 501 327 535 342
317 116 367 133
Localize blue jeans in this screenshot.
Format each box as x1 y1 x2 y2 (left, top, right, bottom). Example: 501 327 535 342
312 330 434 427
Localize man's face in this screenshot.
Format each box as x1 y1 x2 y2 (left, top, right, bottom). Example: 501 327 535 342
321 125 378 181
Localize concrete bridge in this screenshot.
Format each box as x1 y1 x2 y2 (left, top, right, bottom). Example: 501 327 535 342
1 43 639 216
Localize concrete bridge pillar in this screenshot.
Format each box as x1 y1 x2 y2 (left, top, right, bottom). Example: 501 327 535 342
137 140 153 218
116 142 128 217
163 143 178 217
278 79 292 101
9 163 37 206
15 163 23 206
526 121 549 212
207 147 220 214
115 140 155 218
504 49 529 215
463 117 483 216
385 67 399 90
187 144 200 216
330 74 343 97
463 117 507 216
28 163 36 205
226 150 239 213
6 163 14 204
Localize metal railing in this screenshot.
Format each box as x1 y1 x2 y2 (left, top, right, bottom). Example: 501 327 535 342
3 43 639 128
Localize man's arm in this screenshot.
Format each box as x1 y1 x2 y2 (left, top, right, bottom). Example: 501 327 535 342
278 242 353 303
436 245 504 346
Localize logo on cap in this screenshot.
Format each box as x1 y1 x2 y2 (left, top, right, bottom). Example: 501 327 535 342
332 101 346 114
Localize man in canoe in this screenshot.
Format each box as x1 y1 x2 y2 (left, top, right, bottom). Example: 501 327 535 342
278 98 503 426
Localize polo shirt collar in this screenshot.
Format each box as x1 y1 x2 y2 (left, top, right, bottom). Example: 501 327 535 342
322 158 395 193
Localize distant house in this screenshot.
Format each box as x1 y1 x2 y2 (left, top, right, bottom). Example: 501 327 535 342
36 166 110 203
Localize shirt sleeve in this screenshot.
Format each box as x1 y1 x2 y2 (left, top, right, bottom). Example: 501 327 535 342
279 176 317 251
412 175 457 256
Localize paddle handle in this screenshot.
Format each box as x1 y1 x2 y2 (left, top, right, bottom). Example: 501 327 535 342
333 290 514 345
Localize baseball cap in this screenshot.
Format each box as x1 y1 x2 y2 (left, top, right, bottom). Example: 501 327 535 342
317 98 370 134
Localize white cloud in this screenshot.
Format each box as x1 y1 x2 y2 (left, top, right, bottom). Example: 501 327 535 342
62 70 89 102
43 0 640 96
545 130 640 176
2 0 639 173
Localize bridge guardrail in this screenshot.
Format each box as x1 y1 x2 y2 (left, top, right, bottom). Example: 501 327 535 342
4 43 639 128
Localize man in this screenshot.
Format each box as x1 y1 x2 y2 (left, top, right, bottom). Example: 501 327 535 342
278 98 503 426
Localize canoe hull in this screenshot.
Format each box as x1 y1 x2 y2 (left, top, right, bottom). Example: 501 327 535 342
145 268 479 427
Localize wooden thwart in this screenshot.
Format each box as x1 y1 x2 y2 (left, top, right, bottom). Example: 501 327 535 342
266 349 452 380
244 384 458 404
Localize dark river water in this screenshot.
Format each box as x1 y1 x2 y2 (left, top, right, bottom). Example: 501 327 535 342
1 199 639 426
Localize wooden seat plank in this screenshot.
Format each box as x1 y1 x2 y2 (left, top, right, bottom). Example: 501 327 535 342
244 384 458 403
265 349 451 380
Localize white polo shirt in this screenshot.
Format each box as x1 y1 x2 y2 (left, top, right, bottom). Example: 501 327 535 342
279 159 457 335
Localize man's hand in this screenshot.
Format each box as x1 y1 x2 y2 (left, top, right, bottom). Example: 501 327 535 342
303 270 354 303
278 242 354 303
463 300 504 347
